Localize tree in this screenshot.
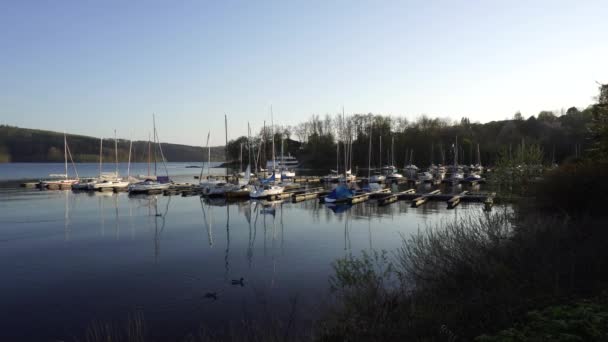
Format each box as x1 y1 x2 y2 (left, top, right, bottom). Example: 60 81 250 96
537 111 557 122
566 107 580 116
588 83 608 161
514 111 523 121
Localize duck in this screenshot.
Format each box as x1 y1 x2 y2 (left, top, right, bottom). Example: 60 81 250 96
231 277 245 286
204 292 218 300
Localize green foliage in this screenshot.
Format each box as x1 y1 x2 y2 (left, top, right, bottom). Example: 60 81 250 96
587 84 608 162
490 141 544 198
476 299 608 342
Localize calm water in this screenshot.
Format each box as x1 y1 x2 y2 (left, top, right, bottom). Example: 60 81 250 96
0 162 225 182
0 169 492 341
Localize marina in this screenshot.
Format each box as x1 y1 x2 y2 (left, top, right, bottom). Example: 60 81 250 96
0 169 499 341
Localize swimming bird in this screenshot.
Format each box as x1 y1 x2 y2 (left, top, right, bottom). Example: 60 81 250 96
204 292 218 300
231 277 245 286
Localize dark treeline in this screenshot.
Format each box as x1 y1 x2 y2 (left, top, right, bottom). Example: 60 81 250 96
228 106 591 169
0 126 225 163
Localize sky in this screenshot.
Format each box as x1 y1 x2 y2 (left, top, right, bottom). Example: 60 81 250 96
1 0 607 146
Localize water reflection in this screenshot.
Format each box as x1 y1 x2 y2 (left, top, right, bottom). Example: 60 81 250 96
0 185 499 341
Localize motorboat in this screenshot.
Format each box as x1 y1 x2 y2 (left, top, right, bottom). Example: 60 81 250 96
265 153 299 170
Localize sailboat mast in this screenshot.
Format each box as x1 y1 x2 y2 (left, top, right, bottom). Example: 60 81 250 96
64 133 68 180
391 136 395 166
379 135 382 167
147 133 151 177
240 143 243 173
336 140 339 174
342 107 347 178
207 131 211 176
127 139 133 179
280 137 284 170
368 124 372 179
225 114 228 176
454 136 458 167
247 122 252 170
271 106 275 173
99 137 103 177
153 114 158 176
114 129 118 176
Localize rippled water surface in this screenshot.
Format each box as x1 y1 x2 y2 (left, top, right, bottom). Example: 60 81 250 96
0 180 491 340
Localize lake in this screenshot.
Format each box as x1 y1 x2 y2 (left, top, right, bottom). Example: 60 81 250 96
0 163 491 340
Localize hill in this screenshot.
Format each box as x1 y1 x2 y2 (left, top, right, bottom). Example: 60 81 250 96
0 125 225 163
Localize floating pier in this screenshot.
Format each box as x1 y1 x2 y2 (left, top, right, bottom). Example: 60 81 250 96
377 189 416 206
411 190 442 208
447 191 469 209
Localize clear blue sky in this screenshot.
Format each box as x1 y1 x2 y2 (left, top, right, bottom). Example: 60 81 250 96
1 0 607 145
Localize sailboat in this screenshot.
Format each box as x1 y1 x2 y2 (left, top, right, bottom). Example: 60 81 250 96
444 137 464 183
73 137 104 190
278 138 296 179
403 149 419 179
362 125 385 193
369 135 386 183
128 115 171 193
325 110 356 203
199 131 228 196
250 107 285 198
92 130 129 190
40 133 79 188
385 136 404 180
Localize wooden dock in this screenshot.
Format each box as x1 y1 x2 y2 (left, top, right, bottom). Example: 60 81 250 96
411 190 442 208
447 191 468 209
377 189 416 206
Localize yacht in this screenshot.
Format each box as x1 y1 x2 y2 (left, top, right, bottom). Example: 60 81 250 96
265 153 299 170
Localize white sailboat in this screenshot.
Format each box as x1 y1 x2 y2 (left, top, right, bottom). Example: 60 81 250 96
92 130 129 190
363 125 385 193
199 131 230 196
250 106 285 198
385 136 403 180
40 133 79 188
278 138 296 179
128 115 171 193
369 135 385 183
73 137 104 190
